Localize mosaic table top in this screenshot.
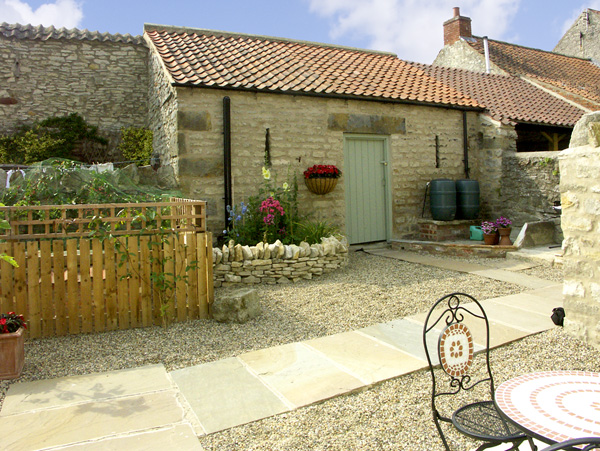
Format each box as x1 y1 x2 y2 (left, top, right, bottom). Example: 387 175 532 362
495 371 600 444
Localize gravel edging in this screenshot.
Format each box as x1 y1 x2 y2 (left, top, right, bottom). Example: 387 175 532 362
2 250 597 450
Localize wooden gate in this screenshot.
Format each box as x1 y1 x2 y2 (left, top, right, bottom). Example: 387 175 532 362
0 199 214 338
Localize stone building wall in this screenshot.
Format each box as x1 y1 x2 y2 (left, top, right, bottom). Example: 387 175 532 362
174 86 479 239
559 111 600 349
554 9 600 60
146 41 179 186
0 30 149 148
499 151 561 227
433 40 506 75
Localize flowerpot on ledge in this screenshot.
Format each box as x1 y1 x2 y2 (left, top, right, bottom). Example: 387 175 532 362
498 227 512 246
0 327 24 380
483 232 499 245
305 177 338 195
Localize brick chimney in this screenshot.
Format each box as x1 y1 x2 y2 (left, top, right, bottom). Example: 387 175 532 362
443 7 472 45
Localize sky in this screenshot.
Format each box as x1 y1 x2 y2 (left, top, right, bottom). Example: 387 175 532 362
1 0 599 64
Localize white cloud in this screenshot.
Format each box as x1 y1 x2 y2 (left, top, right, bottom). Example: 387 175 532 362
307 0 520 64
0 0 83 28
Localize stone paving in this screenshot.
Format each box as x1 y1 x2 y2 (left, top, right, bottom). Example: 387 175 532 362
0 249 562 450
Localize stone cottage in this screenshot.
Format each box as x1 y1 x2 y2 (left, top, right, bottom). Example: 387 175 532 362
144 23 596 242
0 20 595 243
433 7 600 228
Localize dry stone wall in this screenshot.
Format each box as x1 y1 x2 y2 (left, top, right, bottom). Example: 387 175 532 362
212 236 349 287
0 30 149 146
559 111 600 349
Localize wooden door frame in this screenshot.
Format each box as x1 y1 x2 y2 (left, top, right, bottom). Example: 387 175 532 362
343 134 392 243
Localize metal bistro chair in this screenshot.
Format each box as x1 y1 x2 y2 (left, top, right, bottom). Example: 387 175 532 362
422 293 535 451
540 438 600 451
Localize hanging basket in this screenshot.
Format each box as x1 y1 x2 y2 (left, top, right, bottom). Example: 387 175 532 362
304 177 338 195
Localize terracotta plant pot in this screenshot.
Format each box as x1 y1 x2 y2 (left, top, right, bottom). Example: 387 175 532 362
498 227 512 246
0 327 24 380
483 232 499 245
305 177 338 195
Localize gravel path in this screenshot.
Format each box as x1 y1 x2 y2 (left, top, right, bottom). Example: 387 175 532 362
2 250 598 450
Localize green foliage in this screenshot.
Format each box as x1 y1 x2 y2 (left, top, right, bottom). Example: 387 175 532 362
0 159 169 207
225 167 300 245
0 203 18 268
224 167 341 246
0 113 108 164
295 220 341 244
118 127 153 165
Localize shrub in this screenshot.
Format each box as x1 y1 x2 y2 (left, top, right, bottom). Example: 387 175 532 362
118 127 153 165
295 220 340 244
0 113 108 164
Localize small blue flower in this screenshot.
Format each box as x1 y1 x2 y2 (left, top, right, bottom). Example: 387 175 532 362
236 215 242 221
223 230 227 234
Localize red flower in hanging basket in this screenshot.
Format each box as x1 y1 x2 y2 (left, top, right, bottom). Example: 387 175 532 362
303 164 342 179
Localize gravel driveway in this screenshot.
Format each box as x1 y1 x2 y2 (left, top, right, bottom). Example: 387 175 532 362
3 251 599 450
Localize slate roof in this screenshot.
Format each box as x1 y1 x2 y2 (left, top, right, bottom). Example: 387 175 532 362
465 36 600 110
144 26 482 109
416 64 587 126
0 22 145 45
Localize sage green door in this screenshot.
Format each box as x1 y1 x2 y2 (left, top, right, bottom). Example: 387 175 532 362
344 135 390 244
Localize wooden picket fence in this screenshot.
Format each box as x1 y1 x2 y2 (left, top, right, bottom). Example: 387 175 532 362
0 199 214 338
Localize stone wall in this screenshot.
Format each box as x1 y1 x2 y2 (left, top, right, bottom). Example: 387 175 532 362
212 236 349 287
174 85 480 239
559 111 600 349
0 29 149 150
433 40 506 75
554 9 600 60
146 38 178 187
499 151 561 229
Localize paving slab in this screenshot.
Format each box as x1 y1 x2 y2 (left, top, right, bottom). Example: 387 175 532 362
470 269 553 289
55 423 203 450
407 312 532 349
524 283 564 302
239 342 364 408
485 292 561 315
304 331 426 385
0 390 185 451
359 318 434 363
171 357 289 435
1 364 173 416
480 300 556 333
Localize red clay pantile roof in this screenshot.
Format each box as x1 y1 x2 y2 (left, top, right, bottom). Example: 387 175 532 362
145 26 482 109
415 64 587 126
465 37 600 110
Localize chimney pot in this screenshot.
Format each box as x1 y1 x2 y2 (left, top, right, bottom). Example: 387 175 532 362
453 7 460 17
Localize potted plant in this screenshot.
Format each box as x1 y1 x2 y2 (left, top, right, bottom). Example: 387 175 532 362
303 164 341 195
0 312 26 380
496 216 512 246
481 221 499 245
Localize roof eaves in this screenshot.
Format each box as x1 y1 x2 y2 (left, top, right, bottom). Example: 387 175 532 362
170 81 485 112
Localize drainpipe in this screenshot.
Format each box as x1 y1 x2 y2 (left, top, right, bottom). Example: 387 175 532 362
223 97 232 228
483 36 491 74
463 111 470 179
